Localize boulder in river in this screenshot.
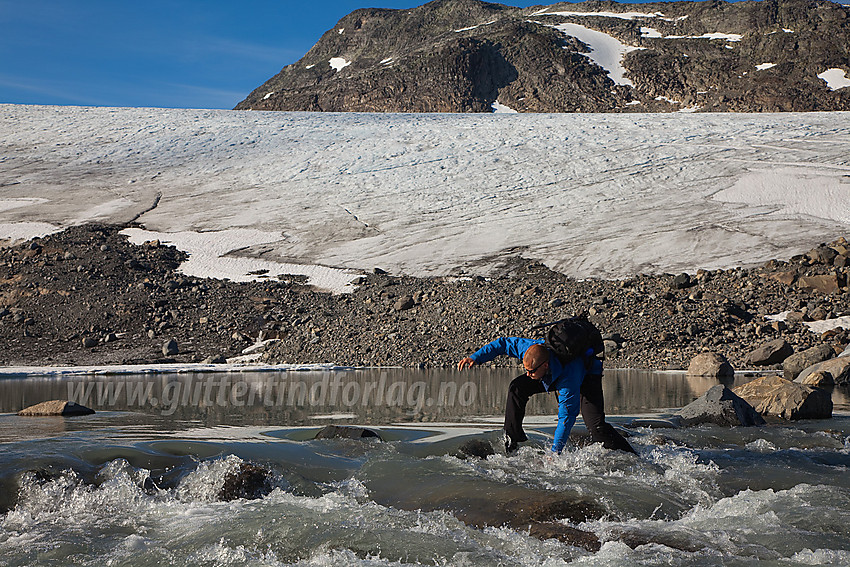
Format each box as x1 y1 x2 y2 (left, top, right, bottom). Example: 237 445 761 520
676 385 765 427
218 463 274 501
18 400 95 416
783 344 835 379
796 356 850 386
314 425 382 440
687 352 734 377
734 375 832 420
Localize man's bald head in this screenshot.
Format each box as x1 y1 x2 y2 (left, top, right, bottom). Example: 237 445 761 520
523 344 550 379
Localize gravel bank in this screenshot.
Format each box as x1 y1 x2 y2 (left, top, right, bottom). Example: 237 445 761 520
1 223 848 370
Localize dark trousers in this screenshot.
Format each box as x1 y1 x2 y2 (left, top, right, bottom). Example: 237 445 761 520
504 373 636 453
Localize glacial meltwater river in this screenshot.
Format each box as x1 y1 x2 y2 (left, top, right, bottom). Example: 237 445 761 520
1 368 850 566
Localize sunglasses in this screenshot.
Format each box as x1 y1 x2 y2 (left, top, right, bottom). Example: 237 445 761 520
525 361 546 376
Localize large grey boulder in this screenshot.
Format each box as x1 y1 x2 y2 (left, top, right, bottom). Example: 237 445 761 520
783 344 835 379
18 400 95 416
687 352 734 377
676 385 765 427
744 339 793 366
734 375 832 420
796 357 850 386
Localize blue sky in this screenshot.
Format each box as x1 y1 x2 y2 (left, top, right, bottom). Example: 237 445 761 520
0 0 550 109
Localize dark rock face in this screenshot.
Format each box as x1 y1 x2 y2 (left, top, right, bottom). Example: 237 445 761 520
218 463 274 501
453 438 496 458
676 385 766 426
314 425 382 440
236 0 850 113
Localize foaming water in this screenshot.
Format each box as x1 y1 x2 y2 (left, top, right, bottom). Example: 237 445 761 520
2 370 850 566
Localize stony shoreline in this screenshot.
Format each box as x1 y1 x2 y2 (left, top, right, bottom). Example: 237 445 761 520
1 223 849 371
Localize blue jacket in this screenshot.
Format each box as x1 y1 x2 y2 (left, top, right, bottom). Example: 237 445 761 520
470 337 597 453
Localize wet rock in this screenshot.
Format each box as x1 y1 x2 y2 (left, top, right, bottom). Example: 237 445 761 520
676 385 765 427
734 375 832 420
744 339 793 366
218 463 273 501
687 352 734 377
783 344 835 379
796 357 850 386
18 400 95 416
453 439 496 459
314 425 382 440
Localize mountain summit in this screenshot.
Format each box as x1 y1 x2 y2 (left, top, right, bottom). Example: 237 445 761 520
235 0 850 112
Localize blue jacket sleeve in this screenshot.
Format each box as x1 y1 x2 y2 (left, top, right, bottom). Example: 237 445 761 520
469 337 543 364
550 358 585 453
552 385 581 453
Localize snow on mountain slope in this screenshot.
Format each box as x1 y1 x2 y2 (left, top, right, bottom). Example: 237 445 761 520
1 104 849 286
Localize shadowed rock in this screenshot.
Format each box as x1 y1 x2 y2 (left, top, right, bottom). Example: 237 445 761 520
218 463 274 501
18 400 95 416
745 339 793 366
676 385 765 427
314 425 382 440
452 439 496 459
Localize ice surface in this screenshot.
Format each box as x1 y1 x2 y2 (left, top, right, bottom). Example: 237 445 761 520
1 105 849 283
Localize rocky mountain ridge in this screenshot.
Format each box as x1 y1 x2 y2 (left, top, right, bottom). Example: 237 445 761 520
235 0 850 113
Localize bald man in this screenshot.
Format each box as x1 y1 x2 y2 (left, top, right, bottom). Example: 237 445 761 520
459 337 635 455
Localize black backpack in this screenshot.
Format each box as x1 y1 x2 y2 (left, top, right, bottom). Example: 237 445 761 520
534 314 604 366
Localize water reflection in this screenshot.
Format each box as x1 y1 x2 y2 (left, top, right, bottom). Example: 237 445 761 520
2 369 848 426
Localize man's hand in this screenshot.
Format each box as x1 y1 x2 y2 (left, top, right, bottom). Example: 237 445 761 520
457 357 475 370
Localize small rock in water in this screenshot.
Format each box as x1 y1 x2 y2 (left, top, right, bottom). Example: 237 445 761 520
218 463 274 501
314 425 382 440
687 352 734 377
453 439 496 459
18 400 95 416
